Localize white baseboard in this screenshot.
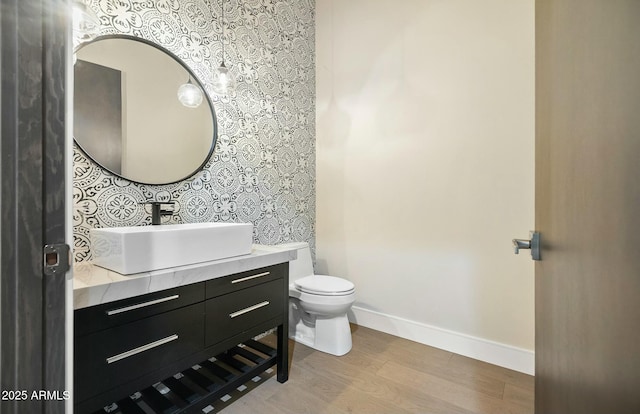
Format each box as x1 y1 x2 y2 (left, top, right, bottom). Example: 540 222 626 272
349 306 535 375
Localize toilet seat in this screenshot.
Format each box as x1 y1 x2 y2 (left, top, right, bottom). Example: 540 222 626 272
294 275 355 296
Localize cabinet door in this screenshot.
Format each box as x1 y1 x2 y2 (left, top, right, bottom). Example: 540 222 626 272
205 279 284 346
75 303 204 403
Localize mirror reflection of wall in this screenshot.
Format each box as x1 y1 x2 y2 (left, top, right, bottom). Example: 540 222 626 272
74 37 216 185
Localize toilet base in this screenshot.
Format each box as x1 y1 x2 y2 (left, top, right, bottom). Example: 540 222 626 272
289 300 352 356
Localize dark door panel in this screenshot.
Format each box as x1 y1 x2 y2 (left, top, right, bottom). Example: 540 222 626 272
1 1 68 413
535 1 640 412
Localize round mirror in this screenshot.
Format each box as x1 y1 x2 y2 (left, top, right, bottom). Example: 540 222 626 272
74 35 217 185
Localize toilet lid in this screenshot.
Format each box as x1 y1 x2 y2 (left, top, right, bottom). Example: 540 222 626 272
294 275 355 296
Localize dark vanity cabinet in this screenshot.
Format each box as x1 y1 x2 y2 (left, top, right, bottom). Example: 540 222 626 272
74 263 289 414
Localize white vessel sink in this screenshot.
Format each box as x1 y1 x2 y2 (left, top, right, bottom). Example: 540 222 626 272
90 222 253 275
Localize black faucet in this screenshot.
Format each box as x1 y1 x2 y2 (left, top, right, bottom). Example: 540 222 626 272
145 201 174 225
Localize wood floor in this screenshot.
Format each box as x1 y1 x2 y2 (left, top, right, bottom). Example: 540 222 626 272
208 324 534 414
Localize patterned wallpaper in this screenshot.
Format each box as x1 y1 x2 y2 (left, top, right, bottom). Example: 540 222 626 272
73 0 315 262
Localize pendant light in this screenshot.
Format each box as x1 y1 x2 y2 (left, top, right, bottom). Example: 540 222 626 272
211 0 236 95
177 76 204 108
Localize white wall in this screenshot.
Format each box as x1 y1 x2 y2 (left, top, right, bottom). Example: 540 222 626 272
316 0 535 373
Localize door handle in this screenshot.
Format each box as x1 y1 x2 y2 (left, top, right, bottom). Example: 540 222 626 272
513 239 531 254
513 231 541 261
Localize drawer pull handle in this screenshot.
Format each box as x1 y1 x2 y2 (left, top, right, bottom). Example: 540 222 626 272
229 301 270 318
106 295 180 316
231 271 270 284
106 334 179 364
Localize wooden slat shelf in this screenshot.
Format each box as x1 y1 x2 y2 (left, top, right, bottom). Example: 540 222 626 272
92 340 277 414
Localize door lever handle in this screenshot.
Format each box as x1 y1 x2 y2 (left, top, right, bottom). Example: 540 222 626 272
512 231 541 261
513 238 531 254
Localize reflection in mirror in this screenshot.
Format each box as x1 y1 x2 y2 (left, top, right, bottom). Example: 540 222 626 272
74 36 217 185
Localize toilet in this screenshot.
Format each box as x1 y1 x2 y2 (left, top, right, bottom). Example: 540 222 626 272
283 242 355 356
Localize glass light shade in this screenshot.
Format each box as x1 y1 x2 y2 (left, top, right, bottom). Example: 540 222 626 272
177 80 203 108
211 62 236 95
72 1 100 45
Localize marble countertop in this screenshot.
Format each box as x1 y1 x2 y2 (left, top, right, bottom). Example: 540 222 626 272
73 244 297 310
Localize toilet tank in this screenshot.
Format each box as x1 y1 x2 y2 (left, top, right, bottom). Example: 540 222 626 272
275 242 313 282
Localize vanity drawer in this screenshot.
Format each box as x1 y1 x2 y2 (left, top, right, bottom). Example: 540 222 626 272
205 279 284 346
205 263 286 299
75 282 204 337
75 303 204 403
